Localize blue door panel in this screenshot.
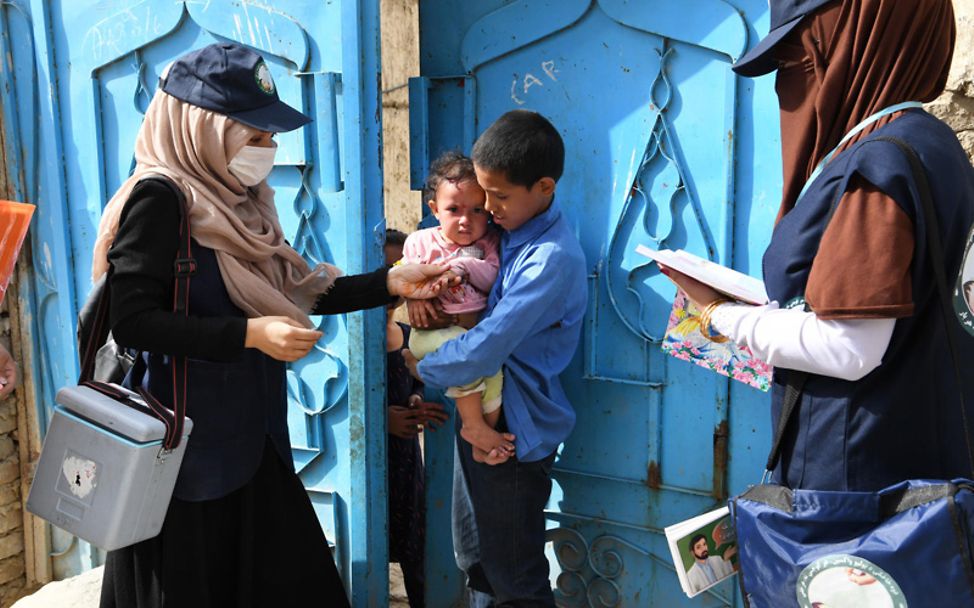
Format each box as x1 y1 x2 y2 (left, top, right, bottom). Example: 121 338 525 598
0 1 388 602
417 1 782 605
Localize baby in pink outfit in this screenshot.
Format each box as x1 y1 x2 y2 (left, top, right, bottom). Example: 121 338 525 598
403 152 514 462
404 228 499 316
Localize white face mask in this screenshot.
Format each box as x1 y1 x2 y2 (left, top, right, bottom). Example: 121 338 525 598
228 143 277 186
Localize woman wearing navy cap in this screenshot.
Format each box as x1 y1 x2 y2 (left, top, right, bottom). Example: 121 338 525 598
665 0 974 492
92 43 451 608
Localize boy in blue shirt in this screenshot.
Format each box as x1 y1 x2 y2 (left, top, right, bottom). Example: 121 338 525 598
404 110 587 606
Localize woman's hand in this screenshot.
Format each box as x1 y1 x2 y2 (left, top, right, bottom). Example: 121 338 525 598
658 264 724 311
388 405 425 438
407 299 458 329
245 316 323 362
0 344 17 399
387 264 462 299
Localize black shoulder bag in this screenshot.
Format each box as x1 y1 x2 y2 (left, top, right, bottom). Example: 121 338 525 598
77 176 195 449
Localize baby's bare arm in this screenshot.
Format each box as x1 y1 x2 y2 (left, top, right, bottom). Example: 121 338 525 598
446 255 496 291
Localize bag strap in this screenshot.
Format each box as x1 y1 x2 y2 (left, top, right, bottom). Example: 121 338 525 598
764 136 974 479
764 371 808 474
78 272 113 383
79 177 194 451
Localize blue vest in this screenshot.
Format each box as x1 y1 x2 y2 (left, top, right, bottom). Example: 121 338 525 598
137 242 293 501
763 110 974 491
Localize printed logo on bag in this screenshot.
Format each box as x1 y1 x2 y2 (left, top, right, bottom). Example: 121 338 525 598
954 223 974 336
797 555 906 608
255 61 275 95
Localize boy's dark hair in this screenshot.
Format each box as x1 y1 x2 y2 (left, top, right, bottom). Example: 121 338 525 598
471 110 564 187
689 534 708 549
422 150 477 204
385 228 408 248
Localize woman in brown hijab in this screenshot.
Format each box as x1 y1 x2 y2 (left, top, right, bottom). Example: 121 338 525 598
664 0 974 491
97 43 452 608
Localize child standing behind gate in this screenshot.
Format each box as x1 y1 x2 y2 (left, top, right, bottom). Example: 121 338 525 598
402 152 514 464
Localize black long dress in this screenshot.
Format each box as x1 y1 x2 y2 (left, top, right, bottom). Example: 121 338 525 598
386 323 425 607
99 180 393 608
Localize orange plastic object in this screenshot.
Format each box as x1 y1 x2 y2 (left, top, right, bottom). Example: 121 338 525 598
0 200 36 303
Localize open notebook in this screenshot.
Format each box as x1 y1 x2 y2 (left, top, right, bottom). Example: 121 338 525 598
635 246 772 391
661 291 772 391
635 245 769 305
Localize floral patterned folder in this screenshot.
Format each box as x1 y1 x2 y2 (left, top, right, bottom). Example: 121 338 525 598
661 290 772 392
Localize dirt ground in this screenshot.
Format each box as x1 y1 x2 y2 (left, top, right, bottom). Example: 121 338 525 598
10 564 410 607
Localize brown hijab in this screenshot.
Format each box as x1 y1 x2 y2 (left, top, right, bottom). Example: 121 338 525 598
774 0 956 222
92 88 341 327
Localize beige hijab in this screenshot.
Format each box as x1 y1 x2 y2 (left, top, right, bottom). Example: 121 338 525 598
91 88 341 328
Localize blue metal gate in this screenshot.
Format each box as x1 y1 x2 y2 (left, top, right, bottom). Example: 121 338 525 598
413 1 783 605
0 0 389 603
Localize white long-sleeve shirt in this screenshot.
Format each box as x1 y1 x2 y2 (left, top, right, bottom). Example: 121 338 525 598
709 302 896 381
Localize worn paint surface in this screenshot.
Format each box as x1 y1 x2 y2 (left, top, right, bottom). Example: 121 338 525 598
416 1 782 605
0 0 388 603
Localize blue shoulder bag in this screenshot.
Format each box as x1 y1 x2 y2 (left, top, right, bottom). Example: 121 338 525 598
730 137 974 608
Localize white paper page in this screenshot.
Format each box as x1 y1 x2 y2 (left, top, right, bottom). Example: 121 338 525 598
635 245 769 305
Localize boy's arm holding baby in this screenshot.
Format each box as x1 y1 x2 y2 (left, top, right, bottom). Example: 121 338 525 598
407 244 577 384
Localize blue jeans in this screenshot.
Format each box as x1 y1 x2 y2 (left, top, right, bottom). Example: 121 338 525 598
452 416 556 607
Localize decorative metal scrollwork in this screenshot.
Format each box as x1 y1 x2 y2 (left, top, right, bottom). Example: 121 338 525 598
132 50 153 116
604 41 714 343
287 166 348 418
547 527 651 607
587 578 622 608
555 571 589 608
590 535 627 579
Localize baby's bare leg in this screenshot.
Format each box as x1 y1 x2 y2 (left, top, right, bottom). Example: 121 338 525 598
484 407 501 429
472 445 511 465
457 393 514 456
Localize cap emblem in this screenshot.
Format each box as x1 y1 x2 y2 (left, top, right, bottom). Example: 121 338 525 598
255 61 275 95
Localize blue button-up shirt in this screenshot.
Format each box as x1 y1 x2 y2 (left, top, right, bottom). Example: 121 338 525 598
417 203 587 462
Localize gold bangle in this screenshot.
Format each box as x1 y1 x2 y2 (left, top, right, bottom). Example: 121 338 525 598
698 298 731 343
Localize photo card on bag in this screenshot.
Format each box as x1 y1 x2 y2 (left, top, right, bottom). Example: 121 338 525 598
664 506 739 598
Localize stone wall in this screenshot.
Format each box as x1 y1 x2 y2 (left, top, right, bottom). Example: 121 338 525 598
0 102 30 608
381 0 422 233
929 0 974 162
0 302 26 608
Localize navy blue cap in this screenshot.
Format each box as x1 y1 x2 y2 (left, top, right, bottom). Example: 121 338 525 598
162 43 311 132
733 0 838 77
